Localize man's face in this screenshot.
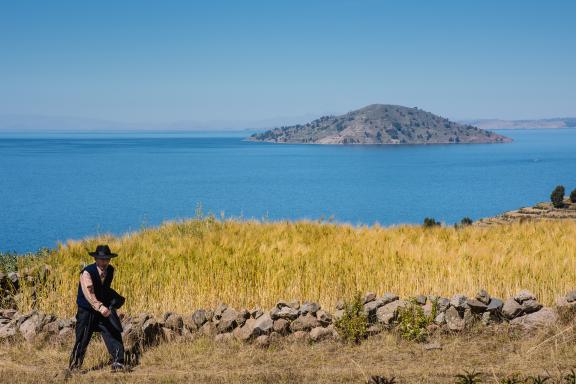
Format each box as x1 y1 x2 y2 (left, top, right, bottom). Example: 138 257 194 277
95 258 111 269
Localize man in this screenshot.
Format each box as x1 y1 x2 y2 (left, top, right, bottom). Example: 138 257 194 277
69 245 125 371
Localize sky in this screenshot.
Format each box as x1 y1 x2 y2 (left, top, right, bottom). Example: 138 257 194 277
0 0 575 128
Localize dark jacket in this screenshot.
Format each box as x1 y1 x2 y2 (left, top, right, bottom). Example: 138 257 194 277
76 263 114 311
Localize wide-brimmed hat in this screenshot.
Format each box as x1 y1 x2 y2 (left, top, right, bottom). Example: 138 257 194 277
89 245 118 259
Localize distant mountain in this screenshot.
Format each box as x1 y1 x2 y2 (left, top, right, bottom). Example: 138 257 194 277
464 118 576 130
248 104 512 145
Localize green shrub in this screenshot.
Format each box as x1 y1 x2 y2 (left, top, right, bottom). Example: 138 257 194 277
460 217 473 226
397 297 437 342
570 189 576 204
455 370 482 384
0 252 18 273
551 185 565 208
423 217 441 228
334 293 368 344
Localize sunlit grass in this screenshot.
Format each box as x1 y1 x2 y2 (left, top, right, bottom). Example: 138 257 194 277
17 217 576 318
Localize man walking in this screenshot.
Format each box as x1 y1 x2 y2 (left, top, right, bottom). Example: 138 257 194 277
69 245 125 371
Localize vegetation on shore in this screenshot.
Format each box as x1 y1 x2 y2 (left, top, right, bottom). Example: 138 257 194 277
13 217 576 318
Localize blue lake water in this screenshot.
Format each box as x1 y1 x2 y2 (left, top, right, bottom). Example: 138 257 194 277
1 129 576 253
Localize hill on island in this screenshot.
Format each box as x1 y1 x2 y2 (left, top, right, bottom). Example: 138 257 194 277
248 104 512 144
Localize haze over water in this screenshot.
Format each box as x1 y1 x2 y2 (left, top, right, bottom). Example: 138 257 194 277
1 128 576 253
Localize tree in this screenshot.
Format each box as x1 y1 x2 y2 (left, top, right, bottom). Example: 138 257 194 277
423 217 441 228
460 217 473 226
550 185 565 208
570 188 576 203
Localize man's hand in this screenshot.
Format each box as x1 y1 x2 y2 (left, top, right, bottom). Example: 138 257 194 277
99 306 111 317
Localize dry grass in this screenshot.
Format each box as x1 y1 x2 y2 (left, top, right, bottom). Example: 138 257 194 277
1 326 576 383
16 218 576 318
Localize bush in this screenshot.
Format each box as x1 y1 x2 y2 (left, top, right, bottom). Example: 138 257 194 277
423 217 441 228
0 252 18 273
334 293 368 344
460 217 473 226
551 185 565 208
570 189 576 204
397 297 437 342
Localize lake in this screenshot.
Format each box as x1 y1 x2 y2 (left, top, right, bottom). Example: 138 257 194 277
1 129 576 253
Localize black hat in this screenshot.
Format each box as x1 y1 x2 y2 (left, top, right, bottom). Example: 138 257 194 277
89 245 118 259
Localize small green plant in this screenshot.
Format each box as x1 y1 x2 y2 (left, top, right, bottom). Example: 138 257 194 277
527 376 550 384
455 370 482 384
368 375 396 384
0 251 18 273
551 185 565 208
499 374 522 384
334 293 368 344
423 217 441 228
570 189 576 204
564 369 576 384
397 297 437 342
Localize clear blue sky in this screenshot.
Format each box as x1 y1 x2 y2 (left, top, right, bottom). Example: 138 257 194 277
1 0 575 125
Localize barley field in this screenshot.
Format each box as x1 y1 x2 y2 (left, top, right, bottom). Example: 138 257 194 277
16 218 576 318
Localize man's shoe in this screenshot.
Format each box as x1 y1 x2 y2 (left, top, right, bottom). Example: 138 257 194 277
111 362 126 372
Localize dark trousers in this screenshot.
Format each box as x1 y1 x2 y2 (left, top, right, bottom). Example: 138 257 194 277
69 307 125 369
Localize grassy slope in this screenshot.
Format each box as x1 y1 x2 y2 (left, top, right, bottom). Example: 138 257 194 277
17 218 576 318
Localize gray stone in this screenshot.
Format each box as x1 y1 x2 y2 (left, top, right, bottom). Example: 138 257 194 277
335 299 345 310
466 299 488 314
481 312 492 325
19 312 46 342
316 309 332 326
250 308 264 319
434 312 446 325
253 313 273 335
271 306 299 321
287 300 300 310
182 314 197 331
7 272 19 286
0 321 17 339
422 302 434 318
299 301 320 316
199 321 216 337
514 290 536 304
214 332 234 343
333 309 344 321
376 300 407 325
364 292 377 304
415 295 427 305
381 293 399 305
450 294 468 310
290 330 310 342
423 342 442 351
213 304 228 320
142 318 163 344
363 299 385 320
510 307 558 331
521 299 543 314
502 298 523 319
310 326 332 342
192 309 208 327
272 318 290 335
445 307 466 331
566 290 576 303
254 334 270 348
486 298 504 313
164 313 183 333
233 318 256 341
290 314 320 332
437 297 450 312
217 308 238 333
555 296 576 322
476 289 491 305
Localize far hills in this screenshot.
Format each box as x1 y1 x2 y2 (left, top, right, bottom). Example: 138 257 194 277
248 104 512 145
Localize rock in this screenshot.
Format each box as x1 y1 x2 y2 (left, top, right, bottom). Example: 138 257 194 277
161 327 176 341
217 308 239 333
164 313 183 334
364 292 377 304
434 312 446 325
376 300 406 325
476 289 491 305
423 342 442 351
273 318 290 335
287 300 300 310
192 309 208 328
466 299 488 314
363 299 386 321
481 312 492 325
214 332 234 343
299 301 320 316
486 298 504 313
0 321 17 339
253 314 273 335
450 294 468 310
521 299 543 314
510 307 558 331
274 300 291 309
502 298 523 319
182 314 198 331
566 290 576 303
269 331 282 343
316 310 332 326
437 297 450 312
415 295 427 305
233 318 256 341
445 307 465 331
255 334 270 348
213 304 228 320
19 312 46 342
271 306 299 321
250 308 264 319
514 290 536 304
555 296 576 323
7 272 19 288
42 321 61 335
0 309 17 319
290 330 310 342
142 318 163 345
310 326 332 342
334 309 344 321
199 321 216 337
335 300 345 310
381 293 399 305
290 314 320 332
422 302 434 318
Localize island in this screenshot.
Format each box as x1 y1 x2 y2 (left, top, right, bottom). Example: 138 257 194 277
248 104 512 145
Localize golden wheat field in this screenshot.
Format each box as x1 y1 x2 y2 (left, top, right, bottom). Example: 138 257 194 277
16 218 576 318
